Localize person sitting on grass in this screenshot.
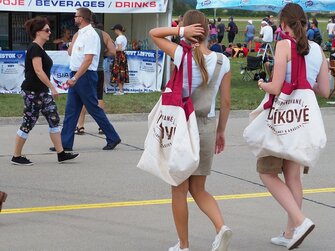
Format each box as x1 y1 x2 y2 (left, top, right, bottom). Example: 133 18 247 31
208 35 223 53
224 43 233 57
242 43 249 57
232 43 244 58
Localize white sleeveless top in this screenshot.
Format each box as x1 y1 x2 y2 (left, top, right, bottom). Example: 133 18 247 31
173 45 230 117
285 40 322 87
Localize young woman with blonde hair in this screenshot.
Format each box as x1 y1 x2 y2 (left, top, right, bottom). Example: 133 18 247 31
150 10 232 251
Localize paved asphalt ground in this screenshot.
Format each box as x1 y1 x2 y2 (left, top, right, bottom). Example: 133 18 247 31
0 109 334 251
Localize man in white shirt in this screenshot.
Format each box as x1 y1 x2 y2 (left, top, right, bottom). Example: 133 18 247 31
254 20 274 81
54 7 121 151
326 17 335 40
255 20 273 43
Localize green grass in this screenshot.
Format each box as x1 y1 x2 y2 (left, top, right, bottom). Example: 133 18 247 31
1 56 333 117
0 92 161 117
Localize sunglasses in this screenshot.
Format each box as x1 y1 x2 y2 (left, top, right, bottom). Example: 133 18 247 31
41 28 51 33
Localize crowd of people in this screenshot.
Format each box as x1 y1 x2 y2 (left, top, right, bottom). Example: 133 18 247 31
171 13 334 82
0 4 331 251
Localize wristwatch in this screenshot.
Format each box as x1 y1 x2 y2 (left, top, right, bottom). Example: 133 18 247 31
71 76 77 82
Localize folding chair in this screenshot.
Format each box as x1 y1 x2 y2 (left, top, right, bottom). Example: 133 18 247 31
240 56 263 81
257 42 274 61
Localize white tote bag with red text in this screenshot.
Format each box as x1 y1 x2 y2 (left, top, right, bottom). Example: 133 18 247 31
243 39 326 168
137 42 200 186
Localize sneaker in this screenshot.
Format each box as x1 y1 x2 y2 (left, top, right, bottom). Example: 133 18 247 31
287 218 315 250
168 242 189 251
11 156 33 166
58 151 80 163
49 147 73 152
271 232 291 247
211 225 232 251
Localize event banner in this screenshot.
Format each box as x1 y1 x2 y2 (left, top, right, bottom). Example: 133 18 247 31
48 51 72 94
0 51 25 94
0 51 71 94
0 0 168 13
106 50 165 93
0 50 164 94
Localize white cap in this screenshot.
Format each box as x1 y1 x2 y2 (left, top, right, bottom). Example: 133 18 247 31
261 20 268 25
248 20 253 24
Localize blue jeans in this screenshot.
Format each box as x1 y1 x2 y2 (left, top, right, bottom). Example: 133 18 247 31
61 70 120 148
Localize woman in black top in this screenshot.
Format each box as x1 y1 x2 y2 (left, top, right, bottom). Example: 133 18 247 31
11 16 78 166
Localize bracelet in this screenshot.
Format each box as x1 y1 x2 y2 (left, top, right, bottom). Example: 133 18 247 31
179 27 185 38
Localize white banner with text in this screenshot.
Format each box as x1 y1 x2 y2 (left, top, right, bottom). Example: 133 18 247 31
0 0 168 13
0 50 164 94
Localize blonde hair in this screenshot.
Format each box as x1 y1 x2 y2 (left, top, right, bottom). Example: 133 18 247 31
183 10 209 86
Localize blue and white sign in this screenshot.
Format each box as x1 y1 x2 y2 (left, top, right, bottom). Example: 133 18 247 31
0 50 165 94
0 51 25 94
0 50 71 94
196 0 335 13
105 50 165 93
48 51 72 94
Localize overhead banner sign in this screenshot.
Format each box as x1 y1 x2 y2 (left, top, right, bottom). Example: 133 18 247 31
0 0 168 13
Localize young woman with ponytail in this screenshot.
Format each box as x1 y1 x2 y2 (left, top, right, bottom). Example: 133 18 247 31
150 10 232 251
257 3 329 250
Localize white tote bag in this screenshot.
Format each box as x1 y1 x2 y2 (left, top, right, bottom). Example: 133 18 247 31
137 42 200 186
243 39 326 168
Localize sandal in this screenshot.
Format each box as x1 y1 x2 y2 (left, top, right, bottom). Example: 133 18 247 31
75 126 85 135
0 191 8 212
98 128 104 135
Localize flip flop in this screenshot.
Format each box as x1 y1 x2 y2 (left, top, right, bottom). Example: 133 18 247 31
75 126 85 135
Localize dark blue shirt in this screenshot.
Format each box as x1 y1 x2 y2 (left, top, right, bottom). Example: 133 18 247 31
210 43 223 53
307 28 315 41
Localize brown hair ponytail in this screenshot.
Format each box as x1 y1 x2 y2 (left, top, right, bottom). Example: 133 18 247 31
279 3 309 56
292 21 309 56
193 46 208 86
